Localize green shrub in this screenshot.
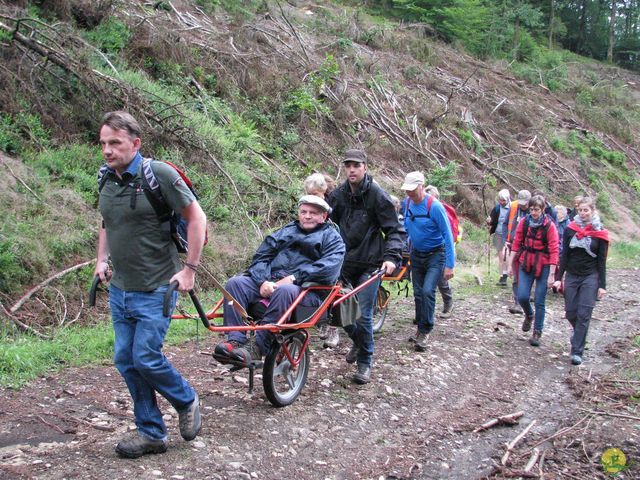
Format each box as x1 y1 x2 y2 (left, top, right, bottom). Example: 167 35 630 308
84 18 131 54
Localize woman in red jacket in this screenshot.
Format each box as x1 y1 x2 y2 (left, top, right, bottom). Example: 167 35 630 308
507 195 559 346
553 197 609 365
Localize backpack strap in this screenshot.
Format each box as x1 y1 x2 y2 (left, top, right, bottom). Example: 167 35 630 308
139 158 172 222
405 196 432 220
97 164 110 193
522 216 550 253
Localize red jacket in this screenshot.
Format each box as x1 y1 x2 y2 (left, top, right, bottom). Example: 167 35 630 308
512 214 559 277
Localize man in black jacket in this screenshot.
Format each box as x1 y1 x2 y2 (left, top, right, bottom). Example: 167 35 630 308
329 149 404 384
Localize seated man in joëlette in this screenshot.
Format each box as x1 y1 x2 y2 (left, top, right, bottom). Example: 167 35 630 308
214 195 345 366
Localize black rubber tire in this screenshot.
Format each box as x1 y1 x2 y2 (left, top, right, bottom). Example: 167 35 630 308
372 287 390 333
263 333 310 407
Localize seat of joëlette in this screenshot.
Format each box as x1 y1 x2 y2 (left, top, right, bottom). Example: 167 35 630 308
245 283 333 324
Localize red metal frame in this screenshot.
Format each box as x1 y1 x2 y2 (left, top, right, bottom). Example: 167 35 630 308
172 270 385 334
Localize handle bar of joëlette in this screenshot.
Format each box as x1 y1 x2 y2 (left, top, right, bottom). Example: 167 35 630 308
331 268 386 307
88 276 211 329
164 281 211 328
88 275 102 307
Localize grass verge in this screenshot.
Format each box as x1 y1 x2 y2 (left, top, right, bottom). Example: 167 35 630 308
0 317 203 389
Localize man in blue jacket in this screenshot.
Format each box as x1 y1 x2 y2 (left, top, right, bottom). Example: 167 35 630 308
401 171 455 351
214 195 345 365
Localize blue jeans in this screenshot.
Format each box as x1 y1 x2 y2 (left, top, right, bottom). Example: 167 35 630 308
110 284 196 441
343 271 380 367
516 265 550 332
411 248 445 334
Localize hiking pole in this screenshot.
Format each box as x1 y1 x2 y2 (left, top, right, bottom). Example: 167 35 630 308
487 229 491 277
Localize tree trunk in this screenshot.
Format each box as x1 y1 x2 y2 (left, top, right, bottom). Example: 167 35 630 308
607 0 617 61
549 0 555 48
577 0 588 53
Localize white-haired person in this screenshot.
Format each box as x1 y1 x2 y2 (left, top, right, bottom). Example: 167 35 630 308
487 188 511 286
304 172 341 349
553 197 609 365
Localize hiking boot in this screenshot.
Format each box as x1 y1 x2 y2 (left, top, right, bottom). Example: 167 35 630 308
408 328 420 343
178 392 201 441
317 323 330 340
508 303 523 315
571 354 583 365
496 274 508 286
115 431 168 459
529 330 542 347
414 332 429 352
229 342 262 367
439 303 453 319
213 339 244 364
521 313 533 332
345 342 359 364
353 364 371 385
323 327 340 349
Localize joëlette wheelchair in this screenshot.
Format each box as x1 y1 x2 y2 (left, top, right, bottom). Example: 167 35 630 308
90 270 384 408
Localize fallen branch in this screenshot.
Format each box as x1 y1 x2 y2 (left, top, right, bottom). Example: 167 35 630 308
473 410 524 433
527 414 591 451
10 260 94 314
0 158 43 202
577 408 640 421
488 462 539 478
36 414 68 434
524 448 540 472
0 301 49 338
502 420 537 466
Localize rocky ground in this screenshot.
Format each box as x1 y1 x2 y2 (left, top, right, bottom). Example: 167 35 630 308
1 269 639 480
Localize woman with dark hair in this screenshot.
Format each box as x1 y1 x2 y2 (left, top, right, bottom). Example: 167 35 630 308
507 195 559 347
553 197 609 365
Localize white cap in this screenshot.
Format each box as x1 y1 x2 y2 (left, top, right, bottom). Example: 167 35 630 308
298 195 331 213
401 171 425 191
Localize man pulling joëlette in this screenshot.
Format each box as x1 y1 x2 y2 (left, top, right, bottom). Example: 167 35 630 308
95 111 207 459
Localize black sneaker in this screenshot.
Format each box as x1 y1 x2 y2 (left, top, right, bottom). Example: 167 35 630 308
496 274 508 286
230 342 262 367
115 432 168 459
213 339 244 364
345 342 359 364
521 314 533 332
508 304 523 315
178 392 201 441
353 364 371 384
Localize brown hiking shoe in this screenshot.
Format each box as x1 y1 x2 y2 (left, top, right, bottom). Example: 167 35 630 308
178 392 201 441
438 303 453 319
521 314 533 332
115 431 168 458
414 332 429 352
529 330 542 347
345 342 359 364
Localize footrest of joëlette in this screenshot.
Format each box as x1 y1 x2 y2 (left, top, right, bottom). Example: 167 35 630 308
212 355 263 393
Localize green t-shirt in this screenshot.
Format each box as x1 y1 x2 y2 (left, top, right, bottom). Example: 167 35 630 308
99 158 195 291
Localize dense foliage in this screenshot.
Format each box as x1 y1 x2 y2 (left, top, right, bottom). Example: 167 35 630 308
381 0 640 71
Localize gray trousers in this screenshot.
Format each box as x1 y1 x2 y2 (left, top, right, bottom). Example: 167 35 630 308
437 276 453 308
564 271 599 356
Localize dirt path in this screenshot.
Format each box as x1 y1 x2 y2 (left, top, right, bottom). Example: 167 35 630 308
1 269 638 480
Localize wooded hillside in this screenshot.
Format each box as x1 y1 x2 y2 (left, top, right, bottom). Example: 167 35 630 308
0 0 639 331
